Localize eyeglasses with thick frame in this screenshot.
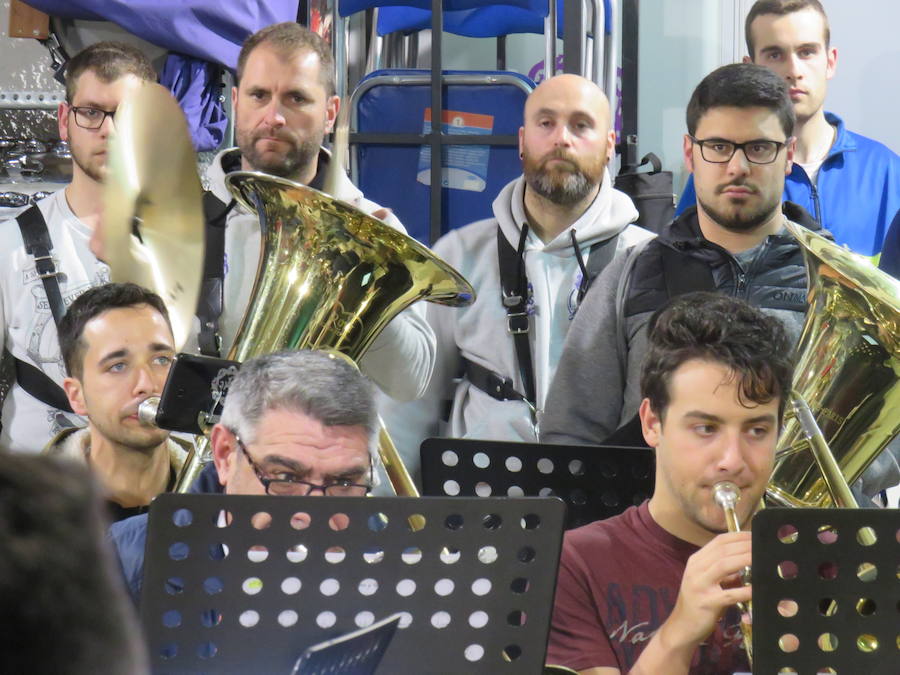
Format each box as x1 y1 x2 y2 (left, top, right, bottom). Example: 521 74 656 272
230 429 373 497
69 106 117 130
688 135 791 165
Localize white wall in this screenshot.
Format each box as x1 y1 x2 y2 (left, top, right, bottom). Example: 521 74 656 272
820 0 899 154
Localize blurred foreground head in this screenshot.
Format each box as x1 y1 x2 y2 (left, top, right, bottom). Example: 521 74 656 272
0 452 149 674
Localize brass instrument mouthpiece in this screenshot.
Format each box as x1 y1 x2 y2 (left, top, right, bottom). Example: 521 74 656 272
713 480 741 510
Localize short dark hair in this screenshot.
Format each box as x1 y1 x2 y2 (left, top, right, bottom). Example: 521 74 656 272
745 0 830 59
640 292 794 423
64 41 156 103
686 63 795 138
59 282 171 379
236 22 335 97
0 453 147 673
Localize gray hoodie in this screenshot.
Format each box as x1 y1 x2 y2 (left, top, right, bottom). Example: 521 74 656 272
378 172 653 482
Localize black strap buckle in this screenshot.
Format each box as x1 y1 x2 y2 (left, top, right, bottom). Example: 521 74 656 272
506 311 529 335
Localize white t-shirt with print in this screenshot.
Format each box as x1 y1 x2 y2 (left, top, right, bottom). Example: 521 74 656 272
0 189 107 452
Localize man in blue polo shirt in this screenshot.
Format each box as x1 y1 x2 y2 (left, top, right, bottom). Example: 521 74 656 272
676 0 899 260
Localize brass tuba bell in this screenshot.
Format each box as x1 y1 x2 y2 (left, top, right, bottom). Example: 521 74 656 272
767 221 900 508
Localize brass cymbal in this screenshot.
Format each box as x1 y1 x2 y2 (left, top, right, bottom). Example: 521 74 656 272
102 82 204 349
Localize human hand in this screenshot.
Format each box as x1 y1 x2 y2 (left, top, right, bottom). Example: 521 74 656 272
370 207 392 222
659 531 753 652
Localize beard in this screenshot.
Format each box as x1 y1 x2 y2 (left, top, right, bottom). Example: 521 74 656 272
522 147 605 206
236 126 322 180
68 139 105 183
697 181 782 233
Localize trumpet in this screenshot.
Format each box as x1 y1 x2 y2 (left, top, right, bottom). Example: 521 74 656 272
712 480 753 667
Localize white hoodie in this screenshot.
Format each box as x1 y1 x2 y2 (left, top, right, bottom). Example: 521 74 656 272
378 171 654 482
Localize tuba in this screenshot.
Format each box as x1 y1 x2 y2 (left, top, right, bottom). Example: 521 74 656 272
766 220 900 508
102 84 475 495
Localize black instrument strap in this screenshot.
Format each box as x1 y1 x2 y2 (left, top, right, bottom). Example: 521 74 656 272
11 205 73 412
496 225 536 407
571 229 619 305
16 205 66 324
196 191 236 357
12 356 73 412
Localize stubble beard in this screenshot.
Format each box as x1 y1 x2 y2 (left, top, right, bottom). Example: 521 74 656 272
237 127 322 180
90 414 168 455
522 148 604 207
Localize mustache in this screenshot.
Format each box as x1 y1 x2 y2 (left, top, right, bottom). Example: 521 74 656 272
716 179 757 194
539 149 579 167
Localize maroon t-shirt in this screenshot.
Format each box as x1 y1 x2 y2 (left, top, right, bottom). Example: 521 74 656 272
546 501 750 674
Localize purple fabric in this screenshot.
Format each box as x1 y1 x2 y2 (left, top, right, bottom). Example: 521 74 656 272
23 0 299 69
160 54 228 152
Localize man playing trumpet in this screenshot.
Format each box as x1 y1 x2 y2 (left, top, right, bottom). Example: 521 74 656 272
547 292 794 674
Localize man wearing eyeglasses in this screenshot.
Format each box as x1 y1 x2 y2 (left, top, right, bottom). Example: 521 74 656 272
0 42 156 454
675 0 900 262
542 63 820 450
109 349 378 605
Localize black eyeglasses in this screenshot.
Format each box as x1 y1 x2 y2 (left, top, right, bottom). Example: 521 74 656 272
689 136 790 165
231 430 372 497
69 106 117 130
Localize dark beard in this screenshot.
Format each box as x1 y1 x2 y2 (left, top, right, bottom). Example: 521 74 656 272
697 191 781 233
522 149 603 206
238 132 320 180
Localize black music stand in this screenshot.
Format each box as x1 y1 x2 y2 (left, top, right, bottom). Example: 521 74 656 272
752 508 900 675
420 438 654 529
141 493 566 674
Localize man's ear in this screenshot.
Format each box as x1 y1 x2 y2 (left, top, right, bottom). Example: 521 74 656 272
57 102 70 143
639 398 662 448
210 424 236 489
231 84 238 111
784 135 796 175
682 134 695 174
518 126 525 159
605 129 616 165
63 377 87 416
325 95 340 134
825 46 837 81
742 54 752 65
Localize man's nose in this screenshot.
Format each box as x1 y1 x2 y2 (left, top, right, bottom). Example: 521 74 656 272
716 432 747 475
262 99 286 127
132 364 156 396
552 124 573 147
726 147 752 175
785 53 803 81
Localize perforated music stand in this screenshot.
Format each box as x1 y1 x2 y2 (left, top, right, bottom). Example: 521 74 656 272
141 493 566 674
420 438 654 529
752 508 900 675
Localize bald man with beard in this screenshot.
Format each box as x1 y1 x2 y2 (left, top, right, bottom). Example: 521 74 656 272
378 74 652 481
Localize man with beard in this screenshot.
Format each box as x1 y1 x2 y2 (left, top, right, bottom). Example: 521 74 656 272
378 74 651 481
0 42 156 453
44 283 186 522
200 23 434 405
542 63 819 449
675 0 899 261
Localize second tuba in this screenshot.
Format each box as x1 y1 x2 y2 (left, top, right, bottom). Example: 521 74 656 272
767 221 900 508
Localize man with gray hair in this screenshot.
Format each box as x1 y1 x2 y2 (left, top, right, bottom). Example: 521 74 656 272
109 349 378 605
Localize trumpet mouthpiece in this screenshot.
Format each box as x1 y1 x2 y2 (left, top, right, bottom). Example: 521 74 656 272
713 480 741 509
